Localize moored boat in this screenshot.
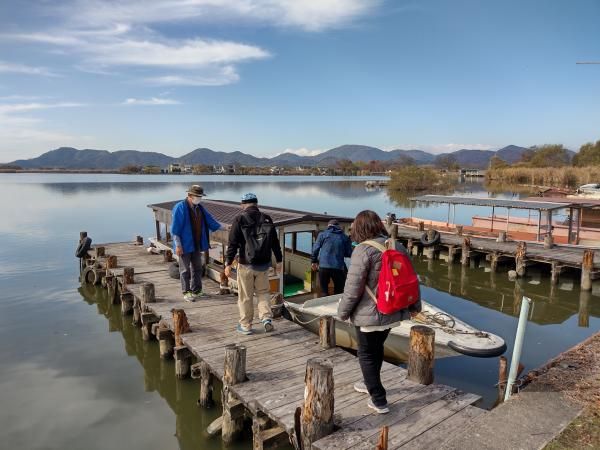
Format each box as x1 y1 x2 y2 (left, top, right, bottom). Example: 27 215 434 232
284 295 506 362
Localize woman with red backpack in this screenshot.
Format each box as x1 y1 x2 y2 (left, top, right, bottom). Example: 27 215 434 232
338 210 422 414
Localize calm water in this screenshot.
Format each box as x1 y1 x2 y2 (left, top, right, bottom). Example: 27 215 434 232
1 174 599 449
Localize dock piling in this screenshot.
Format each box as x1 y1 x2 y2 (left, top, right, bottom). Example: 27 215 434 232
195 360 214 408
174 345 192 379
123 266 135 286
460 237 471 266
515 242 527 277
407 325 435 385
300 357 334 450
157 324 174 359
222 344 247 444
120 292 134 315
376 426 389 450
318 316 336 349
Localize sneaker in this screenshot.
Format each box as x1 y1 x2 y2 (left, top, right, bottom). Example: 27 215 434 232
192 290 207 299
354 381 369 394
262 319 274 332
367 399 389 414
236 324 253 335
183 291 195 302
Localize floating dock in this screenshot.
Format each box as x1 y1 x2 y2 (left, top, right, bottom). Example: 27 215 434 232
80 237 485 449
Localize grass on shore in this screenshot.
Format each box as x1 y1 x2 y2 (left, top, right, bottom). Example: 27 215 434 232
486 166 600 188
388 166 456 192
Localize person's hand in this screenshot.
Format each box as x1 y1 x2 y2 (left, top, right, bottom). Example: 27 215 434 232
311 263 319 271
224 265 232 278
275 262 282 275
175 246 183 257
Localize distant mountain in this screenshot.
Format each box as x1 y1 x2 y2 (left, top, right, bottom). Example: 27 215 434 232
8 143 543 170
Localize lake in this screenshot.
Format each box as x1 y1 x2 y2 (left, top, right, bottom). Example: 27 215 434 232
1 173 599 449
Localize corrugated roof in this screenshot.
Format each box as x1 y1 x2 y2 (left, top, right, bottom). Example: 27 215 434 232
148 199 353 227
410 195 572 211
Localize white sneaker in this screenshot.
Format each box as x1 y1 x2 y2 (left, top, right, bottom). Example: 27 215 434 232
367 399 390 414
183 291 195 302
354 381 369 394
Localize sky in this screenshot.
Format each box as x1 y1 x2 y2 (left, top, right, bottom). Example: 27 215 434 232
0 0 599 162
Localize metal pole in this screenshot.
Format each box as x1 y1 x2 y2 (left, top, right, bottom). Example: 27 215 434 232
491 206 495 231
506 208 510 233
452 204 456 225
567 207 573 244
504 296 532 401
447 203 451 225
537 211 541 241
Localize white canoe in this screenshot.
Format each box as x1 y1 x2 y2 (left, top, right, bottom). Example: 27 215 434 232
284 295 506 361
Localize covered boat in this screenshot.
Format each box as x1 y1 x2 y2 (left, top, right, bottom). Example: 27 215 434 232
284 295 506 361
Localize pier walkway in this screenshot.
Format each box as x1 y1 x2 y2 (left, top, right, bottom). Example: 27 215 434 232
86 240 485 449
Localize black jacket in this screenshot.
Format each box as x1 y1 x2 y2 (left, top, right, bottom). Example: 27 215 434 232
225 205 283 266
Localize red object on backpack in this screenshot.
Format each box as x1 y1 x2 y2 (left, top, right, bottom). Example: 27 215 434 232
363 240 420 314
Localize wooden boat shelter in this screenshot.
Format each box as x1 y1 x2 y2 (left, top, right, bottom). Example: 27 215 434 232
147 199 353 298
408 195 584 244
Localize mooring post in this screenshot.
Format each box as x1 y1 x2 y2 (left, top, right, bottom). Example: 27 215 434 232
407 325 435 385
300 358 334 449
447 245 457 263
417 221 424 232
172 308 191 378
132 297 142 327
164 249 173 262
135 235 144 245
543 234 554 249
461 237 470 266
222 344 247 445
174 345 193 379
389 222 398 248
515 242 527 277
172 308 190 346
95 246 105 258
455 224 463 236
106 254 118 271
140 282 156 306
497 356 508 404
120 292 134 315
407 238 414 255
319 316 336 349
581 249 594 291
496 231 507 243
550 262 561 285
123 266 135 286
157 324 175 359
490 252 499 272
376 426 389 450
425 229 437 260
197 360 214 408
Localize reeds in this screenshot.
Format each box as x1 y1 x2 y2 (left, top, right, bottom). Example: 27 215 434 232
388 166 455 192
486 166 600 188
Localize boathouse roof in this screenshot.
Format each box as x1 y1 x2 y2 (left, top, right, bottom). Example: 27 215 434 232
410 195 572 211
148 199 353 228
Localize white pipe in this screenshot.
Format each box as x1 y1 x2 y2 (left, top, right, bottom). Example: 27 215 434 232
504 296 532 401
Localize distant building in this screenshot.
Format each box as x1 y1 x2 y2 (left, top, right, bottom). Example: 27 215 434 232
182 165 193 174
213 164 236 174
168 163 181 173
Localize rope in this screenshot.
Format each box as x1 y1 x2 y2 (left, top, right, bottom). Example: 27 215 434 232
283 301 325 326
412 311 491 338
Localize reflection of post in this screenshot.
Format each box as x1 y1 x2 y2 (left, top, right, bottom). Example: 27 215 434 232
461 237 470 266
515 242 527 277
581 250 594 291
578 289 590 328
490 270 497 290
513 280 523 316
460 265 468 297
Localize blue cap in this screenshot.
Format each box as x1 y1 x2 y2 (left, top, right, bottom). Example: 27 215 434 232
241 192 258 204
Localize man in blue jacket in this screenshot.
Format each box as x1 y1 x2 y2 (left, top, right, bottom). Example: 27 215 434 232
311 219 353 295
171 185 221 301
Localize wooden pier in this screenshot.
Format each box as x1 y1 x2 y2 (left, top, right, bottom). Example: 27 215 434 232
80 236 485 449
392 223 600 290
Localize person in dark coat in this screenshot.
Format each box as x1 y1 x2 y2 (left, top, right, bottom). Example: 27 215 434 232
311 219 353 295
338 210 422 414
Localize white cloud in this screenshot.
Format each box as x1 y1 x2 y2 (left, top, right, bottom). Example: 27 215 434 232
122 97 181 105
0 102 84 115
275 147 325 157
144 66 240 86
0 60 59 77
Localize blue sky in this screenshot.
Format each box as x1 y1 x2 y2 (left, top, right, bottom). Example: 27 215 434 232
0 0 599 161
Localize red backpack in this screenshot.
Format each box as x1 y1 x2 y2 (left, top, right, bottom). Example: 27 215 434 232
361 240 420 314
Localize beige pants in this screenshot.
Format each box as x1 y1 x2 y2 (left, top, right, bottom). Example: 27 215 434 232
237 264 273 328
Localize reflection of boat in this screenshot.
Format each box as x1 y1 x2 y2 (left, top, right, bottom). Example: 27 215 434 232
577 183 600 197
284 295 506 362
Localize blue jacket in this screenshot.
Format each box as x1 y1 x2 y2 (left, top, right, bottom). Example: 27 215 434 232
311 226 353 270
171 199 221 254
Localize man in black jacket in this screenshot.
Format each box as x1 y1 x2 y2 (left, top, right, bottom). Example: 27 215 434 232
224 193 283 334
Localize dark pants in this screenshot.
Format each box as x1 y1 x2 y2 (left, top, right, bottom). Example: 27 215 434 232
318 268 346 295
179 250 203 293
356 327 390 407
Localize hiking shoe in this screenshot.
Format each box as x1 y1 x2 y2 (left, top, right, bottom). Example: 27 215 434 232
367 399 389 414
262 319 274 332
236 324 253 335
354 381 369 394
183 291 195 302
192 290 207 299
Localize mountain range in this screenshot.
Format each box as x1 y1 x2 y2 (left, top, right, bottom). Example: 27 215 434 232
7 144 536 170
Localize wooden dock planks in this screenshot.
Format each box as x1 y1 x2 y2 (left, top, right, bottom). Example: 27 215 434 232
94 241 484 449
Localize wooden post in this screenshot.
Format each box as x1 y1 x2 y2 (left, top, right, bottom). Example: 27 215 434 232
106 275 116 303
389 222 398 248
425 229 436 260
515 242 527 277
197 360 214 408
174 346 192 379
106 255 118 271
172 308 191 346
407 325 435 385
497 356 508 404
490 252 499 272
417 221 424 232
252 414 287 450
222 344 247 445
95 246 105 257
407 238 414 255
120 292 134 315
164 249 173 262
461 237 470 266
319 316 336 349
376 426 389 450
579 290 590 328
132 298 141 326
447 245 457 263
157 325 174 359
123 267 134 286
456 224 463 236
135 235 143 245
140 282 155 306
300 358 334 449
497 231 507 243
141 312 158 341
544 234 554 249
567 207 574 244
581 249 594 291
550 262 561 285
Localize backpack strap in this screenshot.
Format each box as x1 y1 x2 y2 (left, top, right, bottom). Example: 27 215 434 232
360 239 389 305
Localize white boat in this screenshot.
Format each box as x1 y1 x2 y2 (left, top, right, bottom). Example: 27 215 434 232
577 183 600 197
284 295 506 362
